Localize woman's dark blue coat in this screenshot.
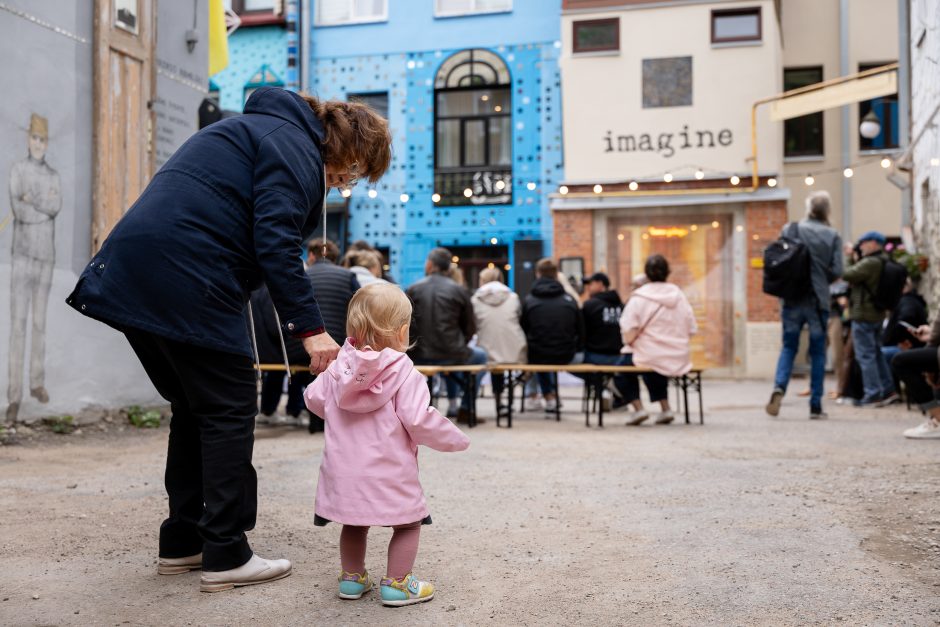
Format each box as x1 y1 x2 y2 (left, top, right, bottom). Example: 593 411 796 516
67 87 326 356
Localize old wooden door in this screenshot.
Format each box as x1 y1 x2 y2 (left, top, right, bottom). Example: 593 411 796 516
92 0 156 252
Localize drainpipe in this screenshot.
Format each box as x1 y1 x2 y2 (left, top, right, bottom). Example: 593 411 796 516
285 0 299 91
300 0 311 93
898 0 912 228
839 0 852 241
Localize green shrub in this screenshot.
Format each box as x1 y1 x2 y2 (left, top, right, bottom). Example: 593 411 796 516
126 405 162 429
44 415 75 434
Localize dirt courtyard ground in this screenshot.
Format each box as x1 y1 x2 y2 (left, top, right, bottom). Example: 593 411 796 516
1 378 939 626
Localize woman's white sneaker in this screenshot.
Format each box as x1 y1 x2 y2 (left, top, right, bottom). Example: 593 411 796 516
903 419 940 439
624 410 649 426
200 554 292 592
653 410 675 424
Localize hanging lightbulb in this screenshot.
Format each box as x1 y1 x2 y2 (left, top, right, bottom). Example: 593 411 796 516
526 182 537 191
695 169 705 180
663 172 673 183
368 189 378 198
859 109 881 139
881 158 891 169
843 168 854 178
452 255 460 263
711 221 720 228
341 188 352 198
628 181 639 191
730 175 740 186
504 264 511 271
593 184 603 194
558 185 569 195
804 174 815 186
495 180 506 191
767 178 777 188
400 193 409 203
490 237 498 245
463 188 473 198
432 193 441 203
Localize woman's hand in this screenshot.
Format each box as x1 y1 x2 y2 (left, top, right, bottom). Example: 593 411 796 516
914 324 932 343
303 333 341 374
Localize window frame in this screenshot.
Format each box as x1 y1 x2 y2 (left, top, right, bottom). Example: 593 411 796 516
858 61 899 152
434 0 513 19
783 65 825 159
572 17 620 54
348 91 390 120
315 0 388 26
710 7 762 44
434 84 512 170
228 0 285 27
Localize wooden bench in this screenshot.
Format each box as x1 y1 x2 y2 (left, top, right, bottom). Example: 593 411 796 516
414 364 487 428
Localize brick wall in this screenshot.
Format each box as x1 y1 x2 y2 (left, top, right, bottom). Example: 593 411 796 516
552 210 594 273
745 200 788 322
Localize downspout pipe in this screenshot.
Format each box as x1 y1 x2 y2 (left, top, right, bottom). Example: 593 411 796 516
840 0 852 242
898 0 912 228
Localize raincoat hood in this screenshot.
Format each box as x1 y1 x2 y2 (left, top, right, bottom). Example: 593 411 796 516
243 87 325 148
326 340 414 414
633 282 685 308
475 281 513 307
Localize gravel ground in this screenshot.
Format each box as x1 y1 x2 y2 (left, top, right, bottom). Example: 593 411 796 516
0 378 938 626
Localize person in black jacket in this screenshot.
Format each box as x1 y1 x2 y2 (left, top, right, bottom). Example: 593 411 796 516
581 272 631 403
407 247 486 421
66 87 391 591
882 278 928 362
521 258 585 405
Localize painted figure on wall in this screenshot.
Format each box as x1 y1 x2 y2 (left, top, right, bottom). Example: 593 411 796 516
6 113 61 423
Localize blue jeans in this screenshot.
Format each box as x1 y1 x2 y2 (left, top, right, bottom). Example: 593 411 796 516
423 347 487 410
773 305 829 412
852 321 896 402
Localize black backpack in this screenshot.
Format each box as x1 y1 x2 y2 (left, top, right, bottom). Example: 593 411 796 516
762 222 811 300
866 255 908 311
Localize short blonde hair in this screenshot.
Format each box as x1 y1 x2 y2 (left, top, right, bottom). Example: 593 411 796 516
479 267 503 285
346 283 412 351
344 249 381 272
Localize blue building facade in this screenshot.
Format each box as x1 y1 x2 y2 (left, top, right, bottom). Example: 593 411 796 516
310 1 563 290
210 25 288 112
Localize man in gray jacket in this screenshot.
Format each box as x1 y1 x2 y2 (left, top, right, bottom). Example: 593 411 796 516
766 191 843 420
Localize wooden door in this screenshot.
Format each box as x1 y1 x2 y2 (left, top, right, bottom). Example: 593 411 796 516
92 0 156 252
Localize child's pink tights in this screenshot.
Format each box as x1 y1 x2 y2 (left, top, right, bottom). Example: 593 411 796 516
340 521 421 579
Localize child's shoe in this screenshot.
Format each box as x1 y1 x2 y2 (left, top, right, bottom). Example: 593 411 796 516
337 570 373 600
380 573 435 607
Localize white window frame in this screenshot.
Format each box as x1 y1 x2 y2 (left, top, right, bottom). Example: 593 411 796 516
434 0 512 19
315 0 388 26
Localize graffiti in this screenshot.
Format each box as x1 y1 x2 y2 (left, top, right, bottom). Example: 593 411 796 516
6 113 61 423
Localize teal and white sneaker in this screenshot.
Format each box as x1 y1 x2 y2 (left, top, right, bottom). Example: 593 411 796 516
337 570 373 600
379 573 435 607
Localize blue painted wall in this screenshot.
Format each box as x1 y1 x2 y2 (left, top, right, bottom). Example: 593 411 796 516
311 1 563 289
212 25 287 112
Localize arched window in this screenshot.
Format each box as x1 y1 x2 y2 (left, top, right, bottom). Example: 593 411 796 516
434 49 511 206
243 64 284 105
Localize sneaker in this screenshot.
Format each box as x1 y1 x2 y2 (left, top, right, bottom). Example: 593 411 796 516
606 379 623 400
765 389 784 417
380 573 435 607
157 552 202 575
199 554 292 593
653 410 675 424
903 419 940 439
855 396 881 408
338 570 373 600
624 410 649 426
525 396 545 411
875 392 900 408
809 409 828 420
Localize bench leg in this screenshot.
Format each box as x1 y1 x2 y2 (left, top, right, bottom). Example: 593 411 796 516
469 372 477 428
596 374 606 428
696 372 704 425
583 380 591 427
554 372 561 421
682 375 690 425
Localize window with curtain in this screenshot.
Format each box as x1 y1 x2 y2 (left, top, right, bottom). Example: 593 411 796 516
783 67 824 158
434 49 512 206
435 0 512 17
316 0 387 25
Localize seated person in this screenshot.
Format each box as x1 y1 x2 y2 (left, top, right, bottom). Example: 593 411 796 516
891 319 940 439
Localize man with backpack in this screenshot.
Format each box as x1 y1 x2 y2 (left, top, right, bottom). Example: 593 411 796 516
842 230 905 407
765 192 843 419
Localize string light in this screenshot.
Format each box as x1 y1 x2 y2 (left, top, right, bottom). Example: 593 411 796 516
452 255 460 263
463 188 473 198
494 105 502 112
558 185 569 195
931 157 940 167
690 224 698 231
804 174 815 186
663 172 673 183
526 182 537 191
399 193 409 203
730 175 740 186
341 188 352 198
504 264 511 271
711 221 720 228
628 181 639 191
881 158 891 168
735 225 744 232
767 178 777 187
593 184 603 194
843 167 854 178
495 180 506 191
368 189 377 198
432 193 441 202
617 233 625 240
695 169 705 180
490 237 498 245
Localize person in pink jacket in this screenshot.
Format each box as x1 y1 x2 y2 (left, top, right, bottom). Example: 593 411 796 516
618 254 698 426
304 283 470 607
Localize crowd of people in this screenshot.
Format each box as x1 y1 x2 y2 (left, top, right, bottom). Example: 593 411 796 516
766 191 939 439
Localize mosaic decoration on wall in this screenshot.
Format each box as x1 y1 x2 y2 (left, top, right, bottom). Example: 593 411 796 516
642 56 693 108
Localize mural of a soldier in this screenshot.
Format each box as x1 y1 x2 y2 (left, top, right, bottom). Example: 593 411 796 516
6 113 61 423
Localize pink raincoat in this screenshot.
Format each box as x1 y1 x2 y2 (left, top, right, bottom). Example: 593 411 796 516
619 282 697 377
304 340 470 526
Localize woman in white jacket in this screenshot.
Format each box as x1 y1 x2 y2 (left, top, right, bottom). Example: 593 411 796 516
471 267 527 400
344 249 388 288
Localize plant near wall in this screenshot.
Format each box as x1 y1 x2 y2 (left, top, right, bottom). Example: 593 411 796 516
43 415 75 435
126 405 162 429
886 244 929 282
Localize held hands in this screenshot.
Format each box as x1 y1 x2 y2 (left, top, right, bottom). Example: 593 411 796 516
303 332 340 375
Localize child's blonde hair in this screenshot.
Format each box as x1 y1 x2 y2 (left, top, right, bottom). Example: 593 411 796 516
346 283 413 351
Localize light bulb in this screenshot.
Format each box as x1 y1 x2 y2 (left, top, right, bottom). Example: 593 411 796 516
367 189 377 198
399 193 409 202
711 221 720 228
881 158 891 169
736 225 744 232
490 237 498 245
767 178 777 188
695 169 705 180
730 175 740 186
663 172 673 183
628 181 638 191
526 182 536 191
843 168 854 178
593 184 603 194
341 188 352 198
432 193 441 203
558 185 569 195
463 188 473 198
804 175 815 186
504 264 511 271
495 180 506 191
931 157 940 167
452 255 459 263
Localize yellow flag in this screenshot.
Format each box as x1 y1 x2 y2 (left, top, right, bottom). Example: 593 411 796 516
208 0 229 76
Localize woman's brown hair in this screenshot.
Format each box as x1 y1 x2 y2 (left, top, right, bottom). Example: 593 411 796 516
302 96 392 183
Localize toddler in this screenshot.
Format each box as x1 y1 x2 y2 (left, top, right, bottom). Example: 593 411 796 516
304 283 471 607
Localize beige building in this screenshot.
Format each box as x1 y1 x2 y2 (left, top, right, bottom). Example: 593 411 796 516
553 0 904 376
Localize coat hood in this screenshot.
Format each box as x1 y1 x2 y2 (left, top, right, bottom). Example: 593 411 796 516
590 290 623 307
244 87 325 148
475 281 513 306
902 291 927 309
632 282 685 308
325 340 414 414
530 277 566 298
